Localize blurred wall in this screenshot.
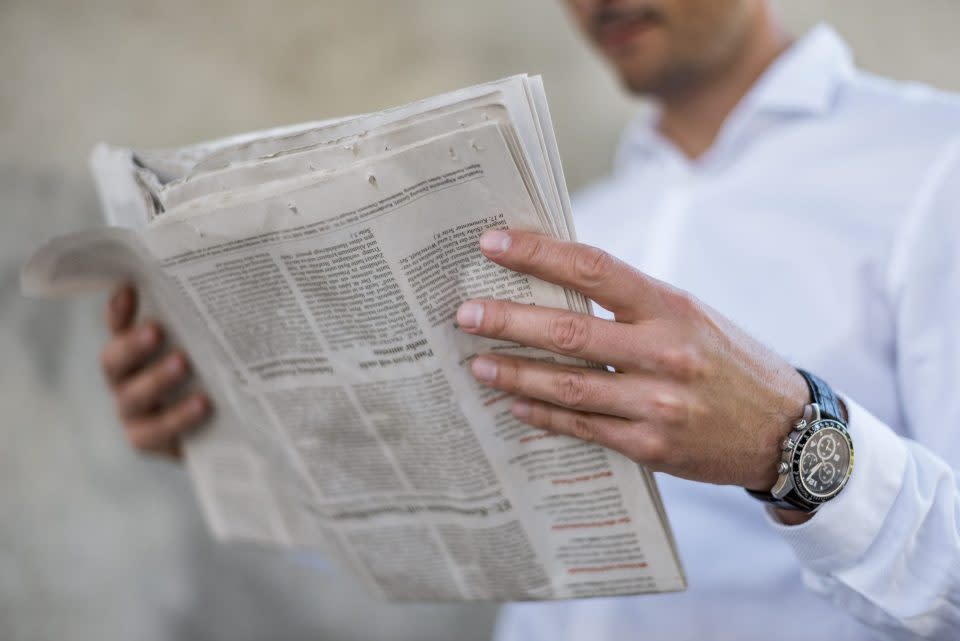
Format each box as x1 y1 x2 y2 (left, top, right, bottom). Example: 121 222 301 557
2 2 958 640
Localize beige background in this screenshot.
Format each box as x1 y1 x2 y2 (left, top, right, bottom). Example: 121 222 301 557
2 1 958 640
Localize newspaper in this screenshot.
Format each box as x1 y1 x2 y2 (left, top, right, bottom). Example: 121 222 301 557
21 75 685 601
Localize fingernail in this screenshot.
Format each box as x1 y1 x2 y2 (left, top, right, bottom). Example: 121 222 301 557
166 354 184 377
139 326 158 348
457 302 484 329
479 230 511 255
189 396 208 417
471 356 498 381
112 287 131 316
512 399 531 419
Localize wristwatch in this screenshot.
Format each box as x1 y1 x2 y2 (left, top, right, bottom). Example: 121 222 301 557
746 369 854 512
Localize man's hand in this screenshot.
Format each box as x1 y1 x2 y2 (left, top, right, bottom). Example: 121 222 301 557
100 284 210 459
457 230 810 492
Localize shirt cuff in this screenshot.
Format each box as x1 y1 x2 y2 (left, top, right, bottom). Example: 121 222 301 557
763 395 909 573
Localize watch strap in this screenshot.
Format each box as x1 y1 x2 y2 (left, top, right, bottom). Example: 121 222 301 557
745 487 817 512
797 369 844 423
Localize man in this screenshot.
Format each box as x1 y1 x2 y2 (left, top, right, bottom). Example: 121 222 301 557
100 1 960 639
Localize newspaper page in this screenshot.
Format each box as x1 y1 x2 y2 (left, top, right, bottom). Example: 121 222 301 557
23 79 684 601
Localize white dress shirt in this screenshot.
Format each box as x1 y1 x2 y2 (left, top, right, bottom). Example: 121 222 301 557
495 25 960 641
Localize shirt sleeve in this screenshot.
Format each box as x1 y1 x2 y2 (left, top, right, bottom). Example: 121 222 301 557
764 141 960 640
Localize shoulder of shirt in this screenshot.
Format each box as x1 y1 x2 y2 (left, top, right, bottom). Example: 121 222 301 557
838 68 960 180
835 67 960 136
835 72 960 192
837 70 960 294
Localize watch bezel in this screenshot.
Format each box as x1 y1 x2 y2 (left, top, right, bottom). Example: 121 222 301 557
790 419 854 504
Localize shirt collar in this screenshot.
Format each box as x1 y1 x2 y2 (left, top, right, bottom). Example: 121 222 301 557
743 23 854 116
615 24 855 170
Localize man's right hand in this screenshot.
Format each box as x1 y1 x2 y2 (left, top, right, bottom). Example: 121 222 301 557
100 284 210 459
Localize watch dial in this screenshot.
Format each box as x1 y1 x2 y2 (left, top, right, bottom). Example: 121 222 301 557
798 426 851 498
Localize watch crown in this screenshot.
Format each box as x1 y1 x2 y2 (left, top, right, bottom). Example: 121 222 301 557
777 462 790 475
782 437 795 450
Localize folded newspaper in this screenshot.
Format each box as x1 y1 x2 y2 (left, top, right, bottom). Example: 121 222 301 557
22 75 685 601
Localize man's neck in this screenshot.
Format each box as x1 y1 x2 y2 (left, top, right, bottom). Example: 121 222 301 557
657 12 792 160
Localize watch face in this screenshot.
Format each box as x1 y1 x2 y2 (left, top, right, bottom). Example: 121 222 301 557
795 421 853 501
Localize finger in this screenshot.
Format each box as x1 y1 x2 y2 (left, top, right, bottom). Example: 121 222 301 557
510 398 664 465
457 299 650 370
116 351 191 419
130 431 182 460
470 354 645 420
106 283 138 334
126 393 209 455
159 440 183 460
478 229 668 320
100 321 164 385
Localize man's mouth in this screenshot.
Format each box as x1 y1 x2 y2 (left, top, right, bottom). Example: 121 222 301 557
592 6 664 52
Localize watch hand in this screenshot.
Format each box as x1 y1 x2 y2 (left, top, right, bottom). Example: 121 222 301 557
806 461 824 484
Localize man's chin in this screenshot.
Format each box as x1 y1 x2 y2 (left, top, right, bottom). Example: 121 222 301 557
614 67 664 97
598 44 667 95
613 58 703 100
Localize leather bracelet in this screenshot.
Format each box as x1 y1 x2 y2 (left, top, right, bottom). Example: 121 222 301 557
797 368 844 423
745 487 816 511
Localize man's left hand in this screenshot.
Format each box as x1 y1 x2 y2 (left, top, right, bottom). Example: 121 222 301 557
457 229 810 492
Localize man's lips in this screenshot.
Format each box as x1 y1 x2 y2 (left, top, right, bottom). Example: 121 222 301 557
593 11 663 51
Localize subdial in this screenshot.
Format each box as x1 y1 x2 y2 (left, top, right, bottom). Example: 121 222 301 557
817 462 837 486
816 434 837 460
800 452 819 474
